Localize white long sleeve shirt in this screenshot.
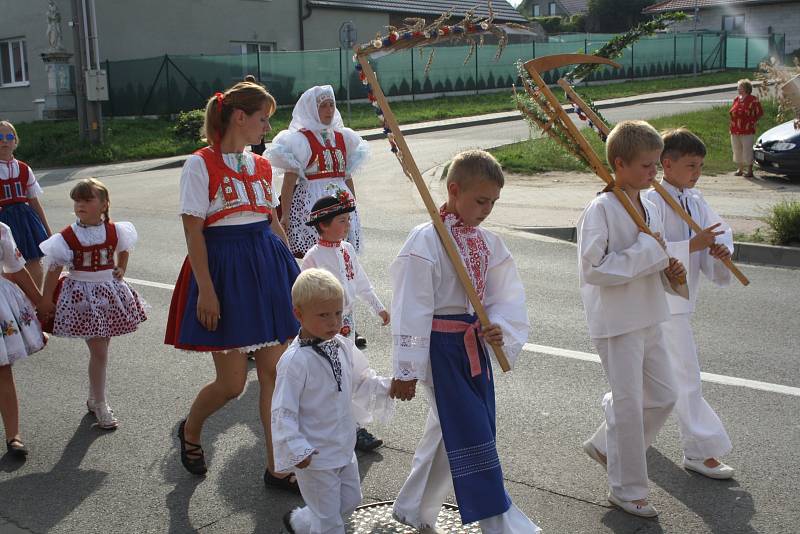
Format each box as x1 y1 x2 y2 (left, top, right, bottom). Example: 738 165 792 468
577 191 672 339
301 241 385 317
389 221 529 385
271 335 394 473
646 180 733 315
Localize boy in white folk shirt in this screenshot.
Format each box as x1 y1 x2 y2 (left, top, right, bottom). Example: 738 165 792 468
272 269 394 534
587 128 735 480
578 121 686 518
389 150 539 533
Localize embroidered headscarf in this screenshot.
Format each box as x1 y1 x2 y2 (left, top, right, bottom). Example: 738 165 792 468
288 85 345 132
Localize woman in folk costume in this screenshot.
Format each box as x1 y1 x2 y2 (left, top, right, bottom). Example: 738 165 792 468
164 81 301 490
269 85 369 258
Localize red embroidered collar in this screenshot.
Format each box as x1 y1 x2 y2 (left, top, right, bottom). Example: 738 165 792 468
318 239 342 248
439 205 489 300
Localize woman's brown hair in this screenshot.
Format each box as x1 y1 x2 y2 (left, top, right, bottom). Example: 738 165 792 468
203 81 276 145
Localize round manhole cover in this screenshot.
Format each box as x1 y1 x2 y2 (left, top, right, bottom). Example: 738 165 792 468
344 501 482 533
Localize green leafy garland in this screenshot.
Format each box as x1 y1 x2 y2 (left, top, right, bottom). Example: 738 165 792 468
565 12 688 83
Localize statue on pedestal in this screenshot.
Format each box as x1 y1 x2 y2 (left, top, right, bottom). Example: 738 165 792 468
46 0 64 51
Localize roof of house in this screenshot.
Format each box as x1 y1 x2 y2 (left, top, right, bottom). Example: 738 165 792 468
306 0 529 23
644 0 795 14
557 0 589 15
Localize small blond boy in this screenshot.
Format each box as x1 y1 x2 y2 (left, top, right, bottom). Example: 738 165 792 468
272 268 394 534
579 121 686 518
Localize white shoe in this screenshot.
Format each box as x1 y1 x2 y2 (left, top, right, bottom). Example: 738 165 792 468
682 457 734 480
93 402 119 430
583 440 607 470
391 511 444 533
607 493 658 518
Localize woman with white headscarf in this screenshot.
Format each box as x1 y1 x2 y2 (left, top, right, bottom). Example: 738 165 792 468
269 85 369 258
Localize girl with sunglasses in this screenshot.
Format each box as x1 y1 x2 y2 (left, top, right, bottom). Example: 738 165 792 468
0 121 53 288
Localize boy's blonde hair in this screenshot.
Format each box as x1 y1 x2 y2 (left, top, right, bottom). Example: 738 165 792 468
606 120 664 171
737 78 753 95
0 120 19 147
446 149 504 190
292 268 344 309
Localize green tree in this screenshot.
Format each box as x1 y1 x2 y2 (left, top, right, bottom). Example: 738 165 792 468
586 0 653 32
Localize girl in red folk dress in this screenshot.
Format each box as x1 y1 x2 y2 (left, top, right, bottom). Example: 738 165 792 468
38 179 147 430
269 85 370 259
164 81 301 490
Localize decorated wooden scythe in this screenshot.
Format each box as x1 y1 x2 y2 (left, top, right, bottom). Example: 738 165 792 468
351 9 530 372
557 78 750 286
516 53 690 295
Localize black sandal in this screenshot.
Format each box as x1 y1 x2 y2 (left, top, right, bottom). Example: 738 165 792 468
177 419 207 475
6 438 28 458
264 469 300 494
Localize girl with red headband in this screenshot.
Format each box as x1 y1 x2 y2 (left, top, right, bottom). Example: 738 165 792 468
165 81 301 491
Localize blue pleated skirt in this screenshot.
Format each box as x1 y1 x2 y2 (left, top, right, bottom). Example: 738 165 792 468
0 203 48 260
165 221 300 352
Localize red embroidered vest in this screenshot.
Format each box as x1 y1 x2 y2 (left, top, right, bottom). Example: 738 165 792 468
197 147 275 226
61 222 117 272
0 160 30 207
302 130 348 180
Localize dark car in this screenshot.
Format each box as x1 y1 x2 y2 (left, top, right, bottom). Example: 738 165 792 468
753 120 800 177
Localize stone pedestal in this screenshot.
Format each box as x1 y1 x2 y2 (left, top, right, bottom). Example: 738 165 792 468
40 50 76 119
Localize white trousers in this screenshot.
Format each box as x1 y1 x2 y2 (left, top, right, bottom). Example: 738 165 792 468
590 316 731 461
587 325 678 501
730 134 755 165
289 454 362 534
393 387 541 533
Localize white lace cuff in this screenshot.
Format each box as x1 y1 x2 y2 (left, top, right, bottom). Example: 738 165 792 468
179 209 207 220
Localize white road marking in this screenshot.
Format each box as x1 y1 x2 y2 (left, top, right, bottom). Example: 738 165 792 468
126 277 176 290
125 277 800 398
524 343 800 397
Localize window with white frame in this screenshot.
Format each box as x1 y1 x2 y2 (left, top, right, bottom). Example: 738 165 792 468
533 4 540 16
548 2 557 15
722 14 745 33
0 38 29 87
232 42 275 55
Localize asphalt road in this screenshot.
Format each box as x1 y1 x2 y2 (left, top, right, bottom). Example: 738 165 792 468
1 89 798 534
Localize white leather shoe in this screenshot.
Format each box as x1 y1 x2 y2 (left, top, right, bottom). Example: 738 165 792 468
583 440 607 470
607 493 658 518
682 457 734 479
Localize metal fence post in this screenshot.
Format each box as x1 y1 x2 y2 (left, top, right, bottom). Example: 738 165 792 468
410 50 415 101
475 46 479 95
105 59 114 117
165 54 171 115
673 34 677 74
700 34 704 72
744 37 749 68
257 50 262 82
584 39 588 54
532 40 536 59
631 43 634 78
338 48 343 97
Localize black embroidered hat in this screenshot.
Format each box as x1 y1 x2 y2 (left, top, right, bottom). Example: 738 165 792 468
306 187 355 227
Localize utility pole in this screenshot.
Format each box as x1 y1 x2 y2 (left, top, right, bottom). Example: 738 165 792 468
70 0 104 144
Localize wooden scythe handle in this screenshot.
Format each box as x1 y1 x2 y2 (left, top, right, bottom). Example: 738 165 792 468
558 79 750 286
355 53 511 372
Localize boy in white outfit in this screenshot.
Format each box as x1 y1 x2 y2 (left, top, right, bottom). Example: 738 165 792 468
586 128 735 480
389 150 539 533
272 269 394 534
578 121 686 518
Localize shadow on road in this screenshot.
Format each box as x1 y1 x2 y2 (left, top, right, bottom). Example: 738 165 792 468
648 447 756 534
162 362 388 533
0 414 109 532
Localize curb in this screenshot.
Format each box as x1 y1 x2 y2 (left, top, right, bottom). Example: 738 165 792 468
515 226 799 270
359 82 739 141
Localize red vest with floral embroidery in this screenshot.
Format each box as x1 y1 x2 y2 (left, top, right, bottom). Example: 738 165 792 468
0 160 30 207
302 130 348 180
197 147 275 226
61 222 117 272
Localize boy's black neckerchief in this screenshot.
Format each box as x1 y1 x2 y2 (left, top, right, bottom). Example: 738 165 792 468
299 334 342 392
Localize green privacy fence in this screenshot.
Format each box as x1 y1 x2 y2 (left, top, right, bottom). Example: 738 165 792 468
102 31 785 117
